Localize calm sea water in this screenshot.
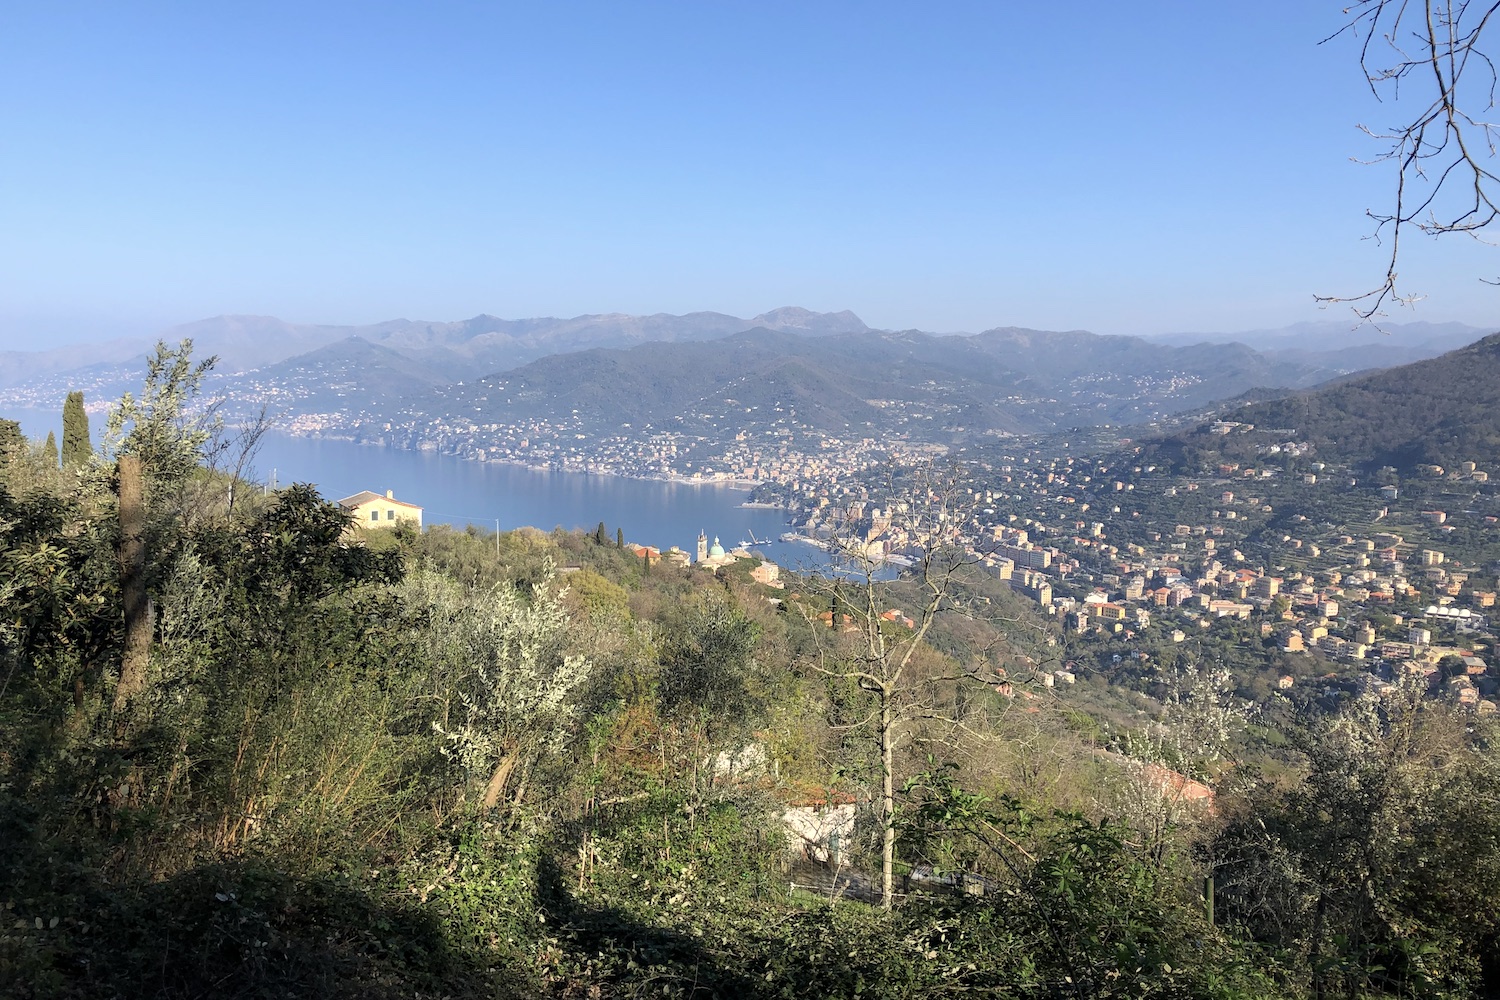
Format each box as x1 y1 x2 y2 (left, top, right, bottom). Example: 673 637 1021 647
249 433 811 565
3 407 826 571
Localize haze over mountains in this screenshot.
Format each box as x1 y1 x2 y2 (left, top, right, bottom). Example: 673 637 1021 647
0 307 871 389
1147 319 1489 373
388 324 1348 442
1 308 1492 446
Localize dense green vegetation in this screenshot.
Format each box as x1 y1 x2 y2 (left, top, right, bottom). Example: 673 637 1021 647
4 345 1500 998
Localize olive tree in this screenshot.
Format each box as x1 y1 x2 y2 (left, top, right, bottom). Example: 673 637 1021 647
407 567 594 812
1212 688 1500 995
102 340 218 489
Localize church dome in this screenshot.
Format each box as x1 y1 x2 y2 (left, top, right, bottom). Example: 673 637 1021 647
709 536 725 558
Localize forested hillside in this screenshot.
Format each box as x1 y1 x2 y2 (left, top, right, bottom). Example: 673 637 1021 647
1152 332 1500 474
389 324 1344 445
3 344 1499 999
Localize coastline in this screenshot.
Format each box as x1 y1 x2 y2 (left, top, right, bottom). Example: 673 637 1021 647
254 432 819 566
283 431 768 491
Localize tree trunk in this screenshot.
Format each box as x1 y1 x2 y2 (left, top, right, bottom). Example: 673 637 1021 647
113 454 151 720
481 747 519 810
880 687 895 910
1310 885 1329 1000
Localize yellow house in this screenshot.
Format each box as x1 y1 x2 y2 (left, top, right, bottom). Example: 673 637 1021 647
338 489 423 529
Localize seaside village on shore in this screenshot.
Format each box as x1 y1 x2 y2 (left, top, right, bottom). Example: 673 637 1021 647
625 529 784 588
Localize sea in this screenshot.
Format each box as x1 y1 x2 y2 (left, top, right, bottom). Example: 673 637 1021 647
249 433 818 568
3 407 837 574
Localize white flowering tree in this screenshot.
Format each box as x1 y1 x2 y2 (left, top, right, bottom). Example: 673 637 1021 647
405 568 593 812
1114 663 1256 860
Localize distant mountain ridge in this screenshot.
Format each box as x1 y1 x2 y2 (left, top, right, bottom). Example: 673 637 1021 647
5 312 1496 454
373 324 1360 444
3 311 1486 394
1148 318 1486 350
1144 319 1491 373
247 338 455 410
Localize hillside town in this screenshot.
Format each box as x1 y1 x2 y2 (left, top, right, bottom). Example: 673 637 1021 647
10 344 1497 719
779 440 1500 714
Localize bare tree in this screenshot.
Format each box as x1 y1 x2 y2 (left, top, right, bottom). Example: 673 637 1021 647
203 402 272 516
798 464 1024 909
1321 1 1500 320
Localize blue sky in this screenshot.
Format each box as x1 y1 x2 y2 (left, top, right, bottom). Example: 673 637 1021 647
2 1 1496 349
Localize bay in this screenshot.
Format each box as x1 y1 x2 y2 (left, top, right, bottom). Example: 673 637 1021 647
249 433 818 568
3 406 832 572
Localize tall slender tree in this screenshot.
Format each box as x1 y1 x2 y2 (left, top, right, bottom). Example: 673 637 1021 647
61 390 91 468
42 431 59 468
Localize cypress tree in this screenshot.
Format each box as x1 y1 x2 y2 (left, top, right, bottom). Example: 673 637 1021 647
616 527 624 549
43 430 59 468
595 521 608 546
62 391 91 468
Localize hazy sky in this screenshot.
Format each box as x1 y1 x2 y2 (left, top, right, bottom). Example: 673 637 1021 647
3 2 1497 349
